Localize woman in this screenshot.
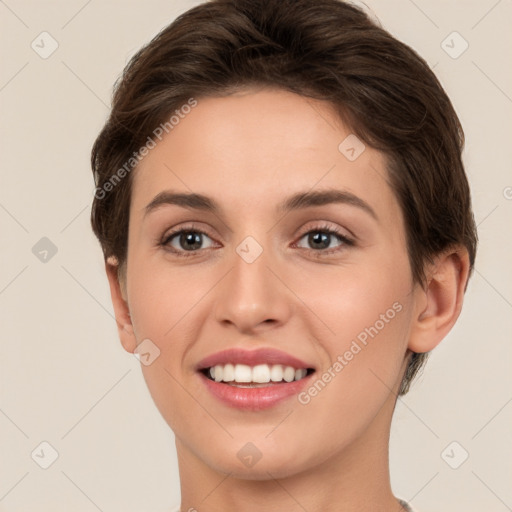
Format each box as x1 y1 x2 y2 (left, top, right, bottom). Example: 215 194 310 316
90 1 477 510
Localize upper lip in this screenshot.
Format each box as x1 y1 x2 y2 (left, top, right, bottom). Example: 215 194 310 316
196 348 315 371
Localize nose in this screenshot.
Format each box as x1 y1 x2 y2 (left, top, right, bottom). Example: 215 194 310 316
214 241 293 334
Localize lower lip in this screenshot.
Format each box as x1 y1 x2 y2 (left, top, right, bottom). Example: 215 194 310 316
199 373 313 411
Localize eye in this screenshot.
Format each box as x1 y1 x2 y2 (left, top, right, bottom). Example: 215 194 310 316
161 228 216 254
295 225 354 253
159 223 353 258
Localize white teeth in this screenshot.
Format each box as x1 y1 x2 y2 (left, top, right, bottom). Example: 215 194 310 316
283 366 295 382
295 368 307 380
252 364 271 383
234 364 252 382
270 364 284 382
222 363 235 382
207 363 309 384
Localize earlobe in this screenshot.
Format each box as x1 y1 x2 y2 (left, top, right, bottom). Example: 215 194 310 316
105 257 137 354
408 247 471 354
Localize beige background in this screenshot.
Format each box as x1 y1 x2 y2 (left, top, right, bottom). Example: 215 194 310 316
1 0 511 511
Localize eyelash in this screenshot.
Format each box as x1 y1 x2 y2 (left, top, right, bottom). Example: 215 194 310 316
159 223 355 258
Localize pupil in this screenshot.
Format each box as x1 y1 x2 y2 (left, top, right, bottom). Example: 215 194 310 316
309 232 329 249
181 231 202 250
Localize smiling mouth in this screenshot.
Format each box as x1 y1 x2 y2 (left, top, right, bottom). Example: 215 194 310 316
201 363 315 387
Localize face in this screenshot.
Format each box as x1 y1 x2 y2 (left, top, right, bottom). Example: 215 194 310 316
119 88 420 478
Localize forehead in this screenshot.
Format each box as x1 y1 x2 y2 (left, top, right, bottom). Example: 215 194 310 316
130 88 401 227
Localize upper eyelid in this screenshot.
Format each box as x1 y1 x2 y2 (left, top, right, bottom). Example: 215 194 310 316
162 222 347 239
162 222 216 240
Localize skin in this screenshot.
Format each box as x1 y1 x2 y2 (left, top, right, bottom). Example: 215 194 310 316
105 87 470 512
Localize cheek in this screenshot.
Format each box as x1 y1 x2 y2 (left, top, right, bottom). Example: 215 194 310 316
292 248 411 350
302 262 411 420
125 259 215 425
127 259 208 341
291 253 412 410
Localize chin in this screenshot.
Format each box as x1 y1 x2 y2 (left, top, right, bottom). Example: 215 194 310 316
207 453 309 481
189 434 321 481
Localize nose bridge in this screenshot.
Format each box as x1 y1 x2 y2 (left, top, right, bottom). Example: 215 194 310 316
214 235 292 331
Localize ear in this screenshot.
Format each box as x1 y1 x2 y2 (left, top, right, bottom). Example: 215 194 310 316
105 257 137 354
408 246 471 353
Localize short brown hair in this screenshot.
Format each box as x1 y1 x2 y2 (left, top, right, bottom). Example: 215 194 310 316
90 0 478 395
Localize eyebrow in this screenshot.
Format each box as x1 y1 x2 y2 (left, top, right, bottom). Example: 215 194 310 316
144 189 378 221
